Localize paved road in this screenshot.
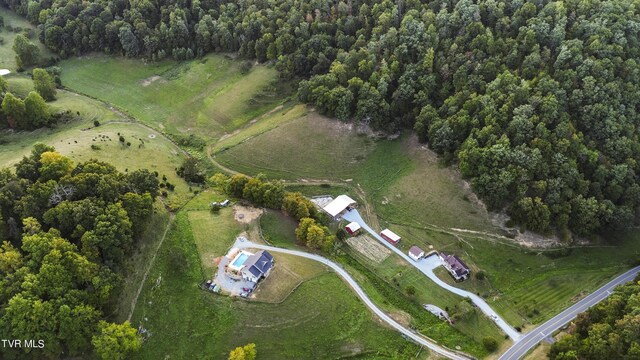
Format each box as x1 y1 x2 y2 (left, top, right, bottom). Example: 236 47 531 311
234 237 473 360
499 265 640 360
342 209 521 341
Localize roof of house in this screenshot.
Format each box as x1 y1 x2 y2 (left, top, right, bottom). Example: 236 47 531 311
441 253 470 277
323 195 357 217
243 250 274 278
345 222 361 232
380 229 401 242
409 245 424 257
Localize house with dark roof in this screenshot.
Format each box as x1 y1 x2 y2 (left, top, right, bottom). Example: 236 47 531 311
439 253 470 281
241 250 274 283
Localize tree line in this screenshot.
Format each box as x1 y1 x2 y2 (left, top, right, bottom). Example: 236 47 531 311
4 0 640 237
211 173 335 251
549 275 640 359
0 144 160 359
1 67 58 130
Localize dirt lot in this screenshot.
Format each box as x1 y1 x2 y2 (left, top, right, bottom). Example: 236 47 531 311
346 234 391 264
234 205 263 224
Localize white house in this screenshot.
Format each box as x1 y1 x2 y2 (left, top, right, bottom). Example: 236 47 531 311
408 246 424 261
241 250 274 283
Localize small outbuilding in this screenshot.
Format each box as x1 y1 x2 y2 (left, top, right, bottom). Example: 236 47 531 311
345 222 361 236
408 246 425 261
323 195 357 219
439 253 470 281
220 199 230 207
380 229 401 245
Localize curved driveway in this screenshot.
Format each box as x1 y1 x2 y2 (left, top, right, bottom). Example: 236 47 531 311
499 265 640 360
342 209 521 341
234 237 473 360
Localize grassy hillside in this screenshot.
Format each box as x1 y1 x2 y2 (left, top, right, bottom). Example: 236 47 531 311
215 110 378 180
59 54 288 141
130 192 426 360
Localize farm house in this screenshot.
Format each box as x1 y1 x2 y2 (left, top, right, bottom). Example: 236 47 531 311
439 253 470 281
408 246 425 261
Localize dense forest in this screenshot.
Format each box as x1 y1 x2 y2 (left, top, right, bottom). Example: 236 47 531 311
2 0 640 237
549 276 640 359
0 144 159 359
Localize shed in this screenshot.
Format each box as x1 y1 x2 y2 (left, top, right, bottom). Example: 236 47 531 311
345 222 361 235
380 229 401 244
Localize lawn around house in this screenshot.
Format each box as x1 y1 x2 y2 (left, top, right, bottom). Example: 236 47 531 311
251 253 328 303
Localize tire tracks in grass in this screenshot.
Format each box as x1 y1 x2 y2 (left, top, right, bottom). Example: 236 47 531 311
127 213 175 321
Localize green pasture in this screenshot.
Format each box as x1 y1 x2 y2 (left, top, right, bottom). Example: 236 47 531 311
59 54 286 141
215 111 377 180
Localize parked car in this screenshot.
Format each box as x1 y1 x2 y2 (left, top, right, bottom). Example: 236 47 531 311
240 292 248 298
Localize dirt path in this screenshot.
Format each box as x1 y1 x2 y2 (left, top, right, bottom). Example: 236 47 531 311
127 214 175 321
206 149 241 175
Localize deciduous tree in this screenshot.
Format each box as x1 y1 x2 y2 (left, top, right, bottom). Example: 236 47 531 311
32 68 57 101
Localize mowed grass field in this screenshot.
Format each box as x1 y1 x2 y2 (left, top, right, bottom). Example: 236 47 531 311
216 110 377 180
252 253 328 303
59 54 286 141
259 209 302 249
130 193 427 360
0 8 53 71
